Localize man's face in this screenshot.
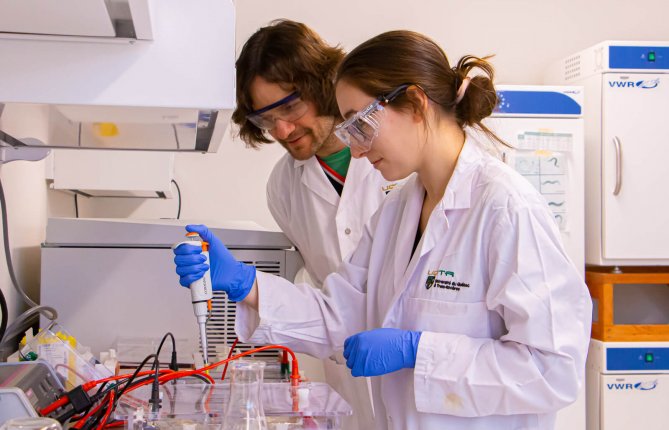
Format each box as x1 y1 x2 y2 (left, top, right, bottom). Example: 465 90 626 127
249 76 335 160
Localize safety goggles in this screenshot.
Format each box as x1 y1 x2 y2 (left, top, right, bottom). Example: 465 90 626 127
334 84 412 151
246 91 309 131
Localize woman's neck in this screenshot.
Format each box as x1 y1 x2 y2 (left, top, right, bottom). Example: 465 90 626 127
417 122 466 203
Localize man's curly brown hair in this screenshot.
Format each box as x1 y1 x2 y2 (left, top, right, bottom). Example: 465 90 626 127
231 20 345 148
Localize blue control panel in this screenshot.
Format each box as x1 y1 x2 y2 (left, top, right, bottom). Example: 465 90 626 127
609 46 669 70
494 90 581 115
607 347 669 371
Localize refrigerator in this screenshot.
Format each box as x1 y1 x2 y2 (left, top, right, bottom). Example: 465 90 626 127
586 340 669 430
485 85 585 276
546 41 669 267
482 85 586 430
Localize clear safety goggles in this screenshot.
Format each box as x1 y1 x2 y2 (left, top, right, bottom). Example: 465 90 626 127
334 84 412 151
246 91 309 131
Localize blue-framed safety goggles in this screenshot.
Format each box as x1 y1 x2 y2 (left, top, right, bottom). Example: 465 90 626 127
246 91 309 131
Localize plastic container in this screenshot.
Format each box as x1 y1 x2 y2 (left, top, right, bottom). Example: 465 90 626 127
17 323 111 390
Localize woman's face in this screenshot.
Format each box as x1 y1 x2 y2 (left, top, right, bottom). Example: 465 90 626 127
335 80 422 181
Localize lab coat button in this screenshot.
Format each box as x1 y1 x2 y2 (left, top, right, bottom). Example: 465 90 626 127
344 228 351 235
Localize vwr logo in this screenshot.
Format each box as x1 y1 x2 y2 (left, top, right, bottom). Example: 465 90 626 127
606 380 658 391
608 79 660 89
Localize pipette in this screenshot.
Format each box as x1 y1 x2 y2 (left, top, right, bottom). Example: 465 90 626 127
173 233 213 365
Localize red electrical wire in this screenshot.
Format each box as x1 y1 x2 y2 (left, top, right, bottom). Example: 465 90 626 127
41 344 301 420
72 400 103 429
220 338 239 381
96 390 115 430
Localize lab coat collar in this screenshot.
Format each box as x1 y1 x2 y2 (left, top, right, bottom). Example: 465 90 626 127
292 158 309 168
293 155 376 208
421 137 483 257
296 156 339 206
342 157 376 192
437 136 483 211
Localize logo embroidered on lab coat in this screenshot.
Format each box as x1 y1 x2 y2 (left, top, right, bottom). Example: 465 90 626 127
425 269 470 291
382 183 399 194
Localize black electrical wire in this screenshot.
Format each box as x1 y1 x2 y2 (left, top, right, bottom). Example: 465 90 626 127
149 355 162 414
115 353 158 400
156 332 176 358
156 332 178 372
74 194 79 218
81 384 119 430
59 355 172 426
61 354 214 426
188 373 213 384
171 179 181 219
72 355 160 428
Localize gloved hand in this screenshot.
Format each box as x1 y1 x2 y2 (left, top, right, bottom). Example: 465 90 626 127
343 328 422 377
173 224 256 302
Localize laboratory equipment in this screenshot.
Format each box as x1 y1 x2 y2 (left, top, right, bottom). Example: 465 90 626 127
0 1 235 153
546 41 669 266
46 151 176 199
586 339 669 429
13 323 112 390
223 361 267 430
482 85 586 430
0 417 61 430
172 233 214 365
485 85 585 275
114 380 352 430
0 362 64 414
0 388 38 422
40 218 303 370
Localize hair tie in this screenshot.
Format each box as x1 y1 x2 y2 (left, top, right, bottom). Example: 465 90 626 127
455 77 471 104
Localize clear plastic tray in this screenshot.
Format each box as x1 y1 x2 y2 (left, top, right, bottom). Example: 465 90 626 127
114 380 352 430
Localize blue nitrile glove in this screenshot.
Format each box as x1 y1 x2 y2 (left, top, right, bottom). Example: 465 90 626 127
343 328 422 377
173 224 256 302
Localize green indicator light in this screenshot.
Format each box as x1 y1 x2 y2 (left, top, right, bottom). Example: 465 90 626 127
645 353 654 363
648 52 656 62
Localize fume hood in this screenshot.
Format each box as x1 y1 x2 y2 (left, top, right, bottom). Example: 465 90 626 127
0 0 235 153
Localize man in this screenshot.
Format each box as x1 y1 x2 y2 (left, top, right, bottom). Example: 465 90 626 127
230 20 401 430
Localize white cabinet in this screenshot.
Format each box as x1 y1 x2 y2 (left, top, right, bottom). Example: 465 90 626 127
547 41 669 266
601 73 669 260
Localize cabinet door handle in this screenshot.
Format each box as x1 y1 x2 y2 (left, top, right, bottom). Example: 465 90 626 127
613 136 622 196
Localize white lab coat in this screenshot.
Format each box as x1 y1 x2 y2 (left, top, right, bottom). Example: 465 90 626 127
266 152 399 430
242 138 592 430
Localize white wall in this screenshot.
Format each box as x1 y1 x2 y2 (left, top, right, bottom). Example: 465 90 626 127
0 105 49 323
236 0 669 85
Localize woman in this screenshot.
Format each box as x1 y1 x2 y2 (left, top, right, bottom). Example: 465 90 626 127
174 30 592 430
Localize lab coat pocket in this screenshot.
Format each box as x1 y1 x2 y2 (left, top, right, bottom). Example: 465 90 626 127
402 297 492 338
